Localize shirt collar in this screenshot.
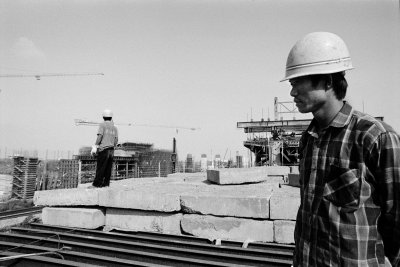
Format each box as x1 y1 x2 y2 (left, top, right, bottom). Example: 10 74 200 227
306 101 354 136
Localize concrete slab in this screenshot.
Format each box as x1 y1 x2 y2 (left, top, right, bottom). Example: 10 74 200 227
270 185 300 220
181 214 274 243
180 195 270 219
105 208 182 235
207 167 268 185
167 172 207 182
33 188 100 206
98 189 181 212
274 220 295 244
265 166 291 176
42 207 105 229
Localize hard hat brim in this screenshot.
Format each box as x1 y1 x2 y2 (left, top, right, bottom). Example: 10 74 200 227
280 60 354 82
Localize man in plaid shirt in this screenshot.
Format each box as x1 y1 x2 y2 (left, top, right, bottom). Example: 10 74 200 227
281 32 400 266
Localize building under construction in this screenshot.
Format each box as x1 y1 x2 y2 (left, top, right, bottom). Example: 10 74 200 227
237 97 310 166
75 142 173 183
237 118 309 166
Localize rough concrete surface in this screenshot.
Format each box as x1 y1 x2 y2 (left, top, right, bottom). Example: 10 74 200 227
42 207 105 229
105 208 182 235
264 166 291 176
98 188 181 212
34 188 100 206
270 185 300 220
181 214 274 243
180 195 270 219
207 167 268 185
274 220 296 244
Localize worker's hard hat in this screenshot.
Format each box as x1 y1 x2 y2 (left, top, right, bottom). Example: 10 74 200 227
281 32 353 81
102 109 113 118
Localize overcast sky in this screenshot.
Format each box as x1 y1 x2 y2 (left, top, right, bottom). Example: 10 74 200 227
0 0 399 160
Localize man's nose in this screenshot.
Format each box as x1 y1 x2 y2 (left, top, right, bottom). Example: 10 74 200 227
290 87 297 97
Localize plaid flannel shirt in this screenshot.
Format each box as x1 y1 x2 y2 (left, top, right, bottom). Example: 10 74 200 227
294 102 400 267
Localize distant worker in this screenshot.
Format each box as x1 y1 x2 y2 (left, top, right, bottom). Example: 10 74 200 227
90 109 118 188
281 32 400 266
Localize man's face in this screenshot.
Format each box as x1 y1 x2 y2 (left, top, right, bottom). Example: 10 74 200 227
289 76 328 114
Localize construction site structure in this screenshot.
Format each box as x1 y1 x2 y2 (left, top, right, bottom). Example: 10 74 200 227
237 97 308 166
11 157 39 200
55 142 173 187
30 142 174 192
238 118 310 166
238 97 384 167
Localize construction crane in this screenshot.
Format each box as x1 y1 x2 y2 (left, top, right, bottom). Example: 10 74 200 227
0 72 104 80
74 119 200 131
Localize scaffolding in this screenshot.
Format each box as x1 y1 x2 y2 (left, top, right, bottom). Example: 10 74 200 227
138 150 172 178
11 157 39 200
74 155 139 184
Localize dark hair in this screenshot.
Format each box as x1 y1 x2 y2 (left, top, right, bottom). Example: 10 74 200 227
103 117 112 121
310 72 348 100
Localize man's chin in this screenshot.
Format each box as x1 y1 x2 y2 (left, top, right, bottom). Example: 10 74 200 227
297 107 309 114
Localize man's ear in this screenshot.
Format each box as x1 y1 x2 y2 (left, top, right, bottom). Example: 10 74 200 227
325 74 333 90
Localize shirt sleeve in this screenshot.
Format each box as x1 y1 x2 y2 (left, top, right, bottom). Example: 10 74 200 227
375 131 400 266
95 125 104 146
114 127 118 146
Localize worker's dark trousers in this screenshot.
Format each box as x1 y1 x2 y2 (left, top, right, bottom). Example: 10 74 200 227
93 148 114 187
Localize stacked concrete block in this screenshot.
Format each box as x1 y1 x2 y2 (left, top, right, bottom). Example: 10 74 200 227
266 166 291 184
35 167 300 245
266 166 291 176
207 167 268 185
42 207 105 229
181 214 274 243
105 208 182 235
270 185 300 220
180 195 270 219
34 188 100 206
98 188 181 212
274 220 296 244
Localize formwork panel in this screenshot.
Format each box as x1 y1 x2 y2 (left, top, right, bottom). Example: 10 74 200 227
11 157 38 200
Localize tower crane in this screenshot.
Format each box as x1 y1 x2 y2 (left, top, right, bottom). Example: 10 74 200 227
0 72 104 80
74 119 200 131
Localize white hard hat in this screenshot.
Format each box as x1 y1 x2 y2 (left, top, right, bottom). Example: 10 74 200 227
102 109 113 117
281 32 354 81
